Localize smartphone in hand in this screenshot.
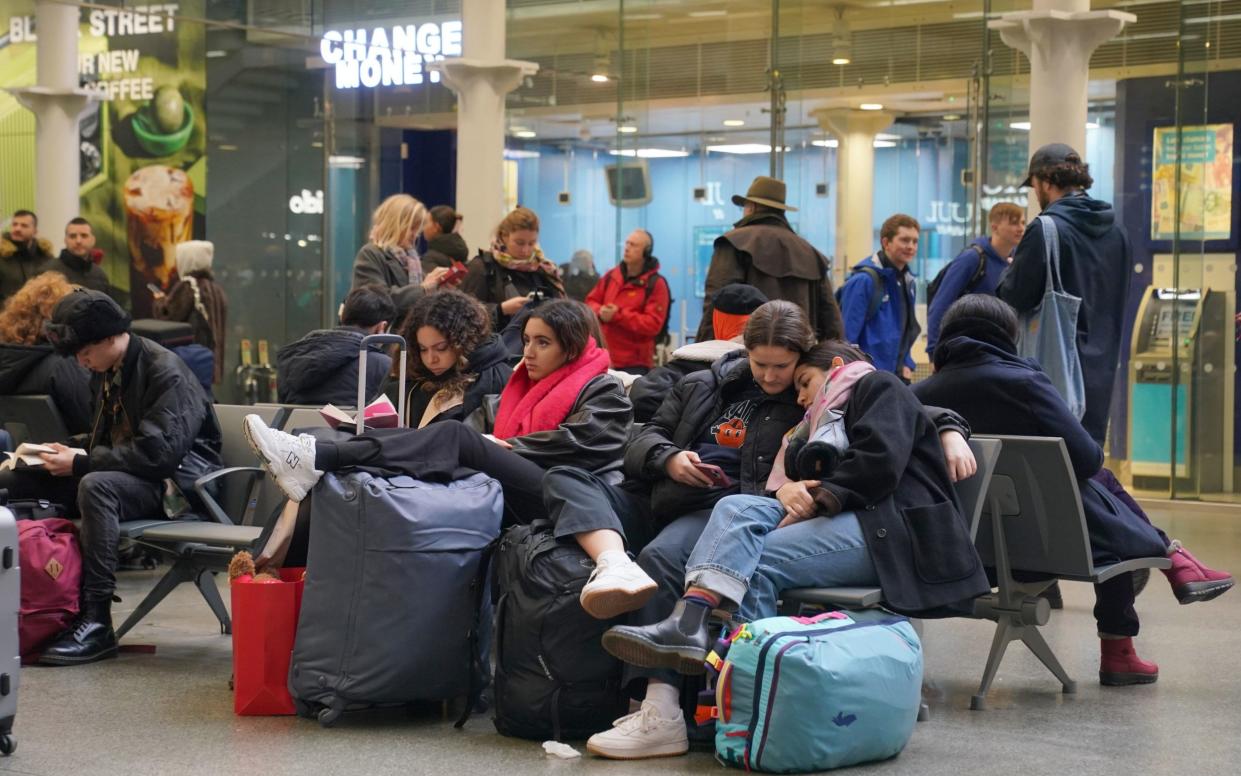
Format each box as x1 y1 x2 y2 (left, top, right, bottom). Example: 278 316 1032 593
441 261 468 286
693 462 732 488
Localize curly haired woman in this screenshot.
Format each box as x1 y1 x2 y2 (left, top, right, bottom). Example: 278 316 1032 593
402 288 512 427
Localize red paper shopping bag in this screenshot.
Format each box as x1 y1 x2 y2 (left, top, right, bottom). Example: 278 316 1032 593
231 568 305 715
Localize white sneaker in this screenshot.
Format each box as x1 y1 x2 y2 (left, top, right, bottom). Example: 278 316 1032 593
580 559 657 620
242 414 322 502
586 702 688 760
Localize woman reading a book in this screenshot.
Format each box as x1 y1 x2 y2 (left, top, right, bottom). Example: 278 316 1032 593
245 299 656 610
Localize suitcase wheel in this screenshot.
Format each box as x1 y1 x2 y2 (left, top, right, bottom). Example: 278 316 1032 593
317 707 341 728
293 699 316 720
0 734 15 756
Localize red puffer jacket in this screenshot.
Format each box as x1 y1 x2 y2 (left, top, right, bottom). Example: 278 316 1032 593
586 260 670 370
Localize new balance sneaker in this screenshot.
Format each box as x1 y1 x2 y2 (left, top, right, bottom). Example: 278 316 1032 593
1162 540 1235 604
243 414 322 502
586 702 689 760
580 559 657 620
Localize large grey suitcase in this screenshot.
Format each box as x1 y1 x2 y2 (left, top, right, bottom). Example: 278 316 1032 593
287 334 503 728
0 506 18 754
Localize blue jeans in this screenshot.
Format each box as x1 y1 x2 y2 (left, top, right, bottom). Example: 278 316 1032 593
684 494 879 621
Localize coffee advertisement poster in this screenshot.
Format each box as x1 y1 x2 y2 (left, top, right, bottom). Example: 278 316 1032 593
0 2 206 316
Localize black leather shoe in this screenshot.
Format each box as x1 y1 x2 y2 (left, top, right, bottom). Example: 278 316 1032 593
38 599 118 666
601 598 712 675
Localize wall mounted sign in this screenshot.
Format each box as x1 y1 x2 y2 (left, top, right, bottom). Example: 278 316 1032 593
1151 123 1233 241
319 21 462 89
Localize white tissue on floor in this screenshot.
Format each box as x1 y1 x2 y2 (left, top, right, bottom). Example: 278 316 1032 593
542 741 582 759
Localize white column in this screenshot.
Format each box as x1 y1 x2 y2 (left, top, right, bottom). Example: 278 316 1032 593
10 0 95 251
813 108 894 285
429 0 538 253
990 1 1134 216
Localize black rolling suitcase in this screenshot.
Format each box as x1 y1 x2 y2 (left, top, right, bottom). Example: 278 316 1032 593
0 505 18 755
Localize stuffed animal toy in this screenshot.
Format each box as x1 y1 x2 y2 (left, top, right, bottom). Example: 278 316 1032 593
228 550 281 584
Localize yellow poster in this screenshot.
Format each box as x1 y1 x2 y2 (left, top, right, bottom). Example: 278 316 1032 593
1151 123 1233 241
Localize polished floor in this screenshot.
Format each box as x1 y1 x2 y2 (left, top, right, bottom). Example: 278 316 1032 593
5 504 1241 776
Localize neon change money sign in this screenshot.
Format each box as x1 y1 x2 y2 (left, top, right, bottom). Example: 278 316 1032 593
320 21 462 89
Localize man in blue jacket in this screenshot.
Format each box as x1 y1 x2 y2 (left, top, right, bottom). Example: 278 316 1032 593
997 143 1129 444
839 214 920 379
925 202 1025 357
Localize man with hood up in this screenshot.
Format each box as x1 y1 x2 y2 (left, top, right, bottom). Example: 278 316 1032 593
696 176 842 341
997 143 1129 444
276 284 395 406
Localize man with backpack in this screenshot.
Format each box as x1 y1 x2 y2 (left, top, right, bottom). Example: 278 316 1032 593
586 229 671 375
838 214 921 379
0 290 222 665
924 202 1026 357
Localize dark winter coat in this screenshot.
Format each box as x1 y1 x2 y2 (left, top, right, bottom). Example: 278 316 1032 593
461 250 564 331
697 212 843 341
996 193 1131 443
468 373 631 478
44 250 113 296
559 264 599 303
815 370 989 615
925 237 1010 356
420 233 469 274
276 326 393 407
351 243 426 320
0 233 55 303
153 272 228 384
629 339 743 423
72 335 222 482
0 344 94 435
626 349 805 517
405 334 512 427
913 332 1167 565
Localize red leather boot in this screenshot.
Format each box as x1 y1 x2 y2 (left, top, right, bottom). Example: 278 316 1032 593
1099 637 1158 686
1162 540 1235 604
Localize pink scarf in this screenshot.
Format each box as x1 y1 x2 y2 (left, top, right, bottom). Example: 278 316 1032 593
493 338 610 439
767 360 876 491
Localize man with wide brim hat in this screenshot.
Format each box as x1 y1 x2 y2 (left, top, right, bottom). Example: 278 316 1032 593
698 176 841 340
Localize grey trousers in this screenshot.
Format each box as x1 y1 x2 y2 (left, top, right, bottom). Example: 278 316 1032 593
0 468 163 602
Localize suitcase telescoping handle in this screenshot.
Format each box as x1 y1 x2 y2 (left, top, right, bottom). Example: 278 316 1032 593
358 333 407 433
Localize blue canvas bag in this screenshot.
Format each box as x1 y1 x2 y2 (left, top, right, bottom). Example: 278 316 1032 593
1017 214 1087 419
708 611 922 773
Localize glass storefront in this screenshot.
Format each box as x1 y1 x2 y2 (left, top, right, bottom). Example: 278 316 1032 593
0 0 1238 501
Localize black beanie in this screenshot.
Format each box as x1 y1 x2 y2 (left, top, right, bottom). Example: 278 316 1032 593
712 283 768 315
44 289 132 355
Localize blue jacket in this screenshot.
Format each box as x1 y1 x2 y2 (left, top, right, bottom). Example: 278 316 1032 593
996 193 1130 443
839 253 918 374
925 237 1010 356
912 333 1166 566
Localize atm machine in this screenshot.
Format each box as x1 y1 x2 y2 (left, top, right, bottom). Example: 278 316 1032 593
1128 254 1235 496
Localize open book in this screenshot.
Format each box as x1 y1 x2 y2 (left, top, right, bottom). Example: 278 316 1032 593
1 443 87 471
319 395 399 432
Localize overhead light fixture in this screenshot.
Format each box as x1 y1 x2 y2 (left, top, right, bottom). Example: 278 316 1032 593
832 56 851 66
514 130 537 139
873 140 897 148
876 133 901 141
624 13 663 21
1086 121 1101 129
942 114 961 121
617 125 638 134
812 139 840 148
706 144 790 155
689 9 728 17
609 148 690 158
591 73 610 83
504 149 541 159
723 119 745 127
328 154 365 168
859 103 884 111
831 7 852 66
1009 121 1031 130
205 50 228 58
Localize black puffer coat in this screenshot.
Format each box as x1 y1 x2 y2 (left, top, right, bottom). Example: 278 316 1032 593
276 327 393 407
467 373 631 477
0 343 94 435
461 251 564 331
406 334 512 427
626 349 804 516
421 233 469 273
72 335 222 481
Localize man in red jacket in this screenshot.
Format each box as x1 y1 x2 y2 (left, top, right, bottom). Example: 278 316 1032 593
586 229 671 375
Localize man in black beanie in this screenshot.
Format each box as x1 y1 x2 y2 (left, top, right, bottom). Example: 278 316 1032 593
1 289 222 665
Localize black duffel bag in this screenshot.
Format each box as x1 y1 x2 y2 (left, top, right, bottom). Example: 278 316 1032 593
492 521 629 741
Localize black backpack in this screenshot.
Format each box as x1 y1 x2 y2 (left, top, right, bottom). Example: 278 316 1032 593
835 266 886 323
492 522 629 741
925 245 987 309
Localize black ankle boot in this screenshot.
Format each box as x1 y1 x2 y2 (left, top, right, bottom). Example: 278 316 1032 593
601 598 712 675
38 599 119 666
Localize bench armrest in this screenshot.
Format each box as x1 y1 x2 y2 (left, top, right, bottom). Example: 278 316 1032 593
194 466 266 526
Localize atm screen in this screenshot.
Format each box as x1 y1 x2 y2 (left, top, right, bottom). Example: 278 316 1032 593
1148 302 1198 347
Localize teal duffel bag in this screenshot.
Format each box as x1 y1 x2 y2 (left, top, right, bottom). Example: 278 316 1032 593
708 611 922 773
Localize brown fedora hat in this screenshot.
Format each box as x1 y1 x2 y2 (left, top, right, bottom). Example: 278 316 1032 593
731 175 798 212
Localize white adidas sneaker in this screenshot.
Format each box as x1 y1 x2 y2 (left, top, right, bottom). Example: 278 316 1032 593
242 414 322 502
580 558 658 619
586 702 689 760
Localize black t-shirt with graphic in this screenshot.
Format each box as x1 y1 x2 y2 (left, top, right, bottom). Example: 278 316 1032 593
693 381 767 481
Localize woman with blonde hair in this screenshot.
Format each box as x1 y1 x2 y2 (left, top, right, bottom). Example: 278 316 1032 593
154 240 228 383
461 206 564 332
0 273 93 433
352 194 450 316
